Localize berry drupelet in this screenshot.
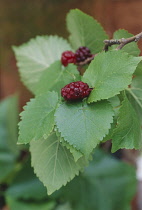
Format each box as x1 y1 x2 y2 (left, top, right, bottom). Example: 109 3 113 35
75 46 92 63
61 51 76 67
61 81 92 101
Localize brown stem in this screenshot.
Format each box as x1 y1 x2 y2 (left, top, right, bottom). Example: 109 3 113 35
76 54 96 66
103 31 142 52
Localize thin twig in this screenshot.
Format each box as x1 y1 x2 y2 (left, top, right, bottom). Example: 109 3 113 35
76 54 96 66
104 31 142 52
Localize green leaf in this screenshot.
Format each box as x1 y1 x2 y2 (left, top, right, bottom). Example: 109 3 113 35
6 159 47 200
102 96 121 143
66 9 108 53
13 35 72 94
127 66 142 125
111 94 141 152
0 96 19 181
55 202 72 210
6 197 56 210
112 29 140 56
18 91 58 144
30 132 88 195
59 149 136 210
55 129 83 162
82 51 142 103
35 61 80 96
55 100 114 157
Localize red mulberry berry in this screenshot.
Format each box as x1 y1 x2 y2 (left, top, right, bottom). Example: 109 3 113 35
75 46 92 62
61 81 92 101
61 51 76 67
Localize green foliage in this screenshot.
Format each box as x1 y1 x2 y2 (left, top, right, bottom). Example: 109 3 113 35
18 91 58 144
111 93 141 152
127 62 142 126
66 9 108 53
55 100 114 157
30 132 88 195
113 29 140 56
35 61 80 96
6 197 55 210
12 8 142 197
6 159 47 200
82 51 142 103
56 149 136 210
0 96 19 182
13 36 72 94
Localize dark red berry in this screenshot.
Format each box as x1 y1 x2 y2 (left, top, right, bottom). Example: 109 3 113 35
75 46 92 62
61 81 92 101
61 51 76 67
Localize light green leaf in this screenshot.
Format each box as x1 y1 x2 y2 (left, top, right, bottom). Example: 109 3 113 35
0 96 19 181
111 94 141 152
6 197 55 210
18 91 58 144
55 129 83 162
6 159 47 200
59 149 136 210
13 35 72 94
55 100 114 157
30 132 88 195
82 51 142 103
55 202 72 210
66 9 108 53
113 29 140 56
35 61 80 96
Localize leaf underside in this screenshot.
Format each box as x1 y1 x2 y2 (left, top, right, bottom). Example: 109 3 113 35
30 132 88 195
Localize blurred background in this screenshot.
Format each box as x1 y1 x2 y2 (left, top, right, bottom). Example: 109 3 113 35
0 0 142 209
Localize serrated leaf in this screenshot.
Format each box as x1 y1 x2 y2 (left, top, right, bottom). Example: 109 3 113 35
30 132 88 195
111 94 141 152
13 35 72 94
6 159 47 200
58 149 136 210
18 91 58 144
55 129 83 162
127 61 142 128
0 96 19 181
6 197 55 210
66 9 108 53
35 61 80 96
113 29 140 56
55 100 114 157
82 51 142 103
102 96 121 143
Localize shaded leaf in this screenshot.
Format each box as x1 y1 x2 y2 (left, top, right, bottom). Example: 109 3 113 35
0 96 19 181
111 94 141 152
6 159 47 200
58 149 136 210
35 61 80 96
6 197 55 210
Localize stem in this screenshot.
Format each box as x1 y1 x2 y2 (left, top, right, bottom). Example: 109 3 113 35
104 32 142 52
76 54 96 66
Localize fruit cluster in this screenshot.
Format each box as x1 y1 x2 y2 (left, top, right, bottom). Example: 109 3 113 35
61 46 93 67
61 81 92 101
